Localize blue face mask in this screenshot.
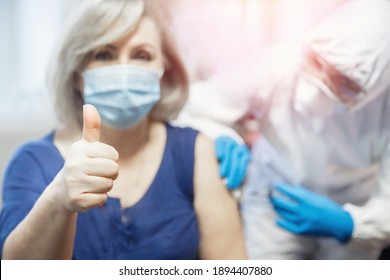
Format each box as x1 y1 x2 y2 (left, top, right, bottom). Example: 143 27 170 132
82 64 162 129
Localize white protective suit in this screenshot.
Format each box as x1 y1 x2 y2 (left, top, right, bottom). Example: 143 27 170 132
175 0 390 259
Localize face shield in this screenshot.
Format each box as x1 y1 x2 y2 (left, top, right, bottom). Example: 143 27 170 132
301 0 390 113
303 48 365 105
294 48 367 117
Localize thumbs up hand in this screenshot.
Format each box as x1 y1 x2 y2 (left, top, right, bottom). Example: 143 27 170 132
59 104 119 212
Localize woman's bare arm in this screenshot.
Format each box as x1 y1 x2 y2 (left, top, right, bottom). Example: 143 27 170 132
194 134 247 259
2 173 77 259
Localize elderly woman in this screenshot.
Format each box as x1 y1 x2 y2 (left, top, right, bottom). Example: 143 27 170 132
0 0 246 260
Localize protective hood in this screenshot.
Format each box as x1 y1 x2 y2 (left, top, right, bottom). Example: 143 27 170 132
304 0 390 111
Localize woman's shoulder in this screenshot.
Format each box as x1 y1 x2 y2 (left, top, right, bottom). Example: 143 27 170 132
165 122 201 147
166 122 200 136
11 132 57 158
3 131 63 190
165 123 215 155
6 131 62 172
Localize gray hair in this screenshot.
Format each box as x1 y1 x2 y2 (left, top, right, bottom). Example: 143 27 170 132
46 0 189 129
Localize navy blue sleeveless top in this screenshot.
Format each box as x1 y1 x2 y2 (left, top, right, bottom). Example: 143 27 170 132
0 124 200 259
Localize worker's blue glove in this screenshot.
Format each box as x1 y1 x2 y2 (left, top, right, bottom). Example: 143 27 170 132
270 183 353 243
215 136 251 190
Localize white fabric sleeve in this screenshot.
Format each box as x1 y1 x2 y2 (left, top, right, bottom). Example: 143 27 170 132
344 140 390 250
184 81 250 126
172 81 248 143
173 109 244 143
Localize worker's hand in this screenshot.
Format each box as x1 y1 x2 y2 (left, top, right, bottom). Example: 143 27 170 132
270 183 353 243
59 104 119 212
215 136 251 190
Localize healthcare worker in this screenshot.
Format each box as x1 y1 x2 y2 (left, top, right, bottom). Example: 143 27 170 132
177 0 390 259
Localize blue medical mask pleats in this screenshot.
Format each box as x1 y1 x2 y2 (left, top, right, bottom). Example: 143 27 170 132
82 64 162 129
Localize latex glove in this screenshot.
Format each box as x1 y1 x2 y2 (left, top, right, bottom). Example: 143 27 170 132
270 183 353 243
215 136 251 190
58 104 119 212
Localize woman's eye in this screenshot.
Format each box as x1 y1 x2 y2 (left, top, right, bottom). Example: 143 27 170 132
134 50 152 61
94 51 113 61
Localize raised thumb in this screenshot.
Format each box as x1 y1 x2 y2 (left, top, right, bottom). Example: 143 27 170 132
82 104 101 142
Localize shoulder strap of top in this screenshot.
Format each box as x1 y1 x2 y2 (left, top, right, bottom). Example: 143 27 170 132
165 124 199 200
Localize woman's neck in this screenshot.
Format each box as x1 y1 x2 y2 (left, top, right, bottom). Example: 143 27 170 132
100 119 152 159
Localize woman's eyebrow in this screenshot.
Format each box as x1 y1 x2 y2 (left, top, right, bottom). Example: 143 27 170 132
95 44 116 51
105 44 117 50
131 42 156 50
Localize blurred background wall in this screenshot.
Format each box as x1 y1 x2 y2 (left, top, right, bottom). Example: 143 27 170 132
0 0 348 206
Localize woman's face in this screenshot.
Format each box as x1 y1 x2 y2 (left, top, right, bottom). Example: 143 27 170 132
85 17 164 72
79 17 165 130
